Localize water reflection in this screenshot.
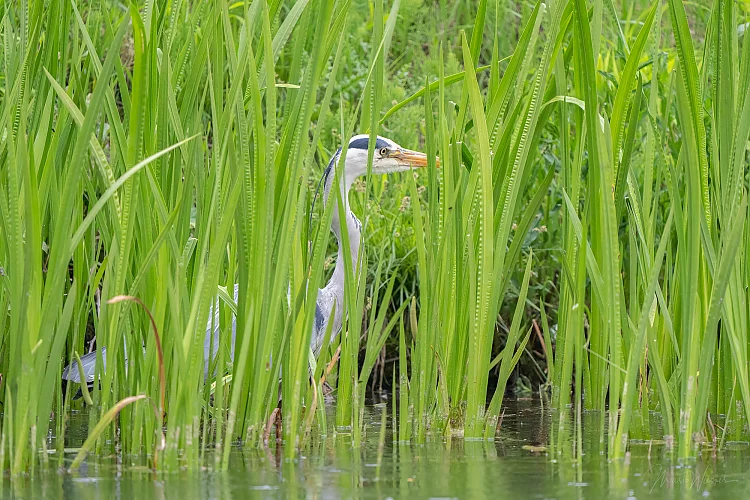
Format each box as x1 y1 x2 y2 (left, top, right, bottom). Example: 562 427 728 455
5 399 750 499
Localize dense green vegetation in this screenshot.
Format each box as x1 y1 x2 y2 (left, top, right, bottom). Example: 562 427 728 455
1 0 749 477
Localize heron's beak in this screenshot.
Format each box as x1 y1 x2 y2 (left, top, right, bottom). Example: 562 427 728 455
394 149 440 168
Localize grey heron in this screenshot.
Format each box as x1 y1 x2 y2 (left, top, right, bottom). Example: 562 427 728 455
61 135 430 389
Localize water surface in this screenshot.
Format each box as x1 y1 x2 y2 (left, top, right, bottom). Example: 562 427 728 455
5 399 750 499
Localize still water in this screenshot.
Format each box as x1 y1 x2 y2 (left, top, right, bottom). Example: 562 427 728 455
5 399 750 499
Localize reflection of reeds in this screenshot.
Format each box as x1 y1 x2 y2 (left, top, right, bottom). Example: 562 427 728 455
1 0 748 476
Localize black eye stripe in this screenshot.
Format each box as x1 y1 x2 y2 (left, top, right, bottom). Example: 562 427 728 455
348 137 390 150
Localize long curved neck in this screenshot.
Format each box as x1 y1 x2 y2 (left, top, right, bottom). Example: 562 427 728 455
322 159 362 302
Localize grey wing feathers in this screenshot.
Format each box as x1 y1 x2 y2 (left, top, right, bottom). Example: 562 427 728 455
61 348 105 384
62 286 238 385
61 283 317 385
311 291 335 357
202 284 238 378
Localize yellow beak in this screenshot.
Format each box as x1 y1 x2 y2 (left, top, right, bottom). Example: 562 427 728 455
393 149 439 168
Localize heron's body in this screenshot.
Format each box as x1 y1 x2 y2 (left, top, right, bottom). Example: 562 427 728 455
62 135 428 386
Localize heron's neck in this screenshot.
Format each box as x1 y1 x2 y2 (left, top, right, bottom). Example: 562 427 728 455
322 165 362 302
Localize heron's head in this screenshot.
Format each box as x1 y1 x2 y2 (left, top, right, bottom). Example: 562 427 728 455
343 134 432 178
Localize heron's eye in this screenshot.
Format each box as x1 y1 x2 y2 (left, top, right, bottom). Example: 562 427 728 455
380 147 389 157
